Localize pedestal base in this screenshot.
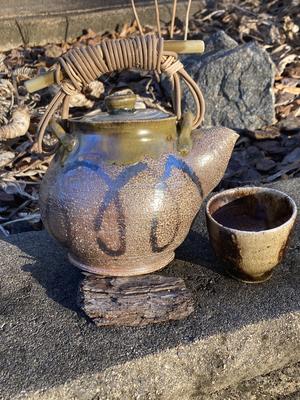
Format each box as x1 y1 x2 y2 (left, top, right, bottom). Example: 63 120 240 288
78 274 194 327
69 252 175 277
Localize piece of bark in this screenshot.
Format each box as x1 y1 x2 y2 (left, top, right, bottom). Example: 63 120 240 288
78 274 194 327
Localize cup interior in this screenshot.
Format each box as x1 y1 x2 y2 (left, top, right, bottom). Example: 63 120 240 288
207 188 296 232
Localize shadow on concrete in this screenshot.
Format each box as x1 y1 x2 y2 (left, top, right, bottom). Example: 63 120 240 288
175 229 229 279
21 259 83 314
3 233 83 314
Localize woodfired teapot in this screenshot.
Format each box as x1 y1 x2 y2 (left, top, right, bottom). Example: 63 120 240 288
32 35 239 276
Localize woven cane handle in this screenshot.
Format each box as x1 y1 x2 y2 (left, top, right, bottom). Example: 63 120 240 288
36 34 205 152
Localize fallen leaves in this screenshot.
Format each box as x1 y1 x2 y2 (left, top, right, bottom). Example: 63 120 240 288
275 83 300 95
0 151 15 168
223 131 300 187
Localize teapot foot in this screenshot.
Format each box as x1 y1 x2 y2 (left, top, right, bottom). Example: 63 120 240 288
226 267 273 284
68 251 175 277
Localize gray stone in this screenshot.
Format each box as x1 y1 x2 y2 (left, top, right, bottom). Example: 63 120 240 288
204 30 238 53
1 179 300 400
182 37 276 131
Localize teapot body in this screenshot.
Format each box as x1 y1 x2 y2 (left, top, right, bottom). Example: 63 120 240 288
40 127 238 276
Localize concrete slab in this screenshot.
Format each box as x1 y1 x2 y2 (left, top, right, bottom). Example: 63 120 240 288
0 179 299 400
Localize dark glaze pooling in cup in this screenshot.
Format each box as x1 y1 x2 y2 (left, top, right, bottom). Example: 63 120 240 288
211 193 294 232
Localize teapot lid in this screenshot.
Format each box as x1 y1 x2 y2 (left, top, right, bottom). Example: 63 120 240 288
68 89 177 131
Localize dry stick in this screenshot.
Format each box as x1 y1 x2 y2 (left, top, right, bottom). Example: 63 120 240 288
154 0 161 37
184 0 192 40
7 199 31 220
170 0 177 38
11 73 20 106
131 0 144 36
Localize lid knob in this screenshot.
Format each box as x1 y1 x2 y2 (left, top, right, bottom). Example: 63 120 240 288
105 89 137 113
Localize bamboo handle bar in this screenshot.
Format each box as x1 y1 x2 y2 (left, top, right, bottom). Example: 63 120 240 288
25 71 63 93
25 40 205 93
165 39 204 54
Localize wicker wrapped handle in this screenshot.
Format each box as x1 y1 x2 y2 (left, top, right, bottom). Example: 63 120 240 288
35 34 205 153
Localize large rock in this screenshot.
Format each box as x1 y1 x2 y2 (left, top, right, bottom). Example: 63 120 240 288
182 31 276 131
203 30 239 53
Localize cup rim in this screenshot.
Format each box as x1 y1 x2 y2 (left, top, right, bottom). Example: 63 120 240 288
206 186 297 235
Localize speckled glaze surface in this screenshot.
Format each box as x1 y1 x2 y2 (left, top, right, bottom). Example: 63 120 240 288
40 127 238 276
206 187 297 283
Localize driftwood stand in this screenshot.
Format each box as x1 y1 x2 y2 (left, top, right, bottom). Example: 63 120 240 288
78 274 194 327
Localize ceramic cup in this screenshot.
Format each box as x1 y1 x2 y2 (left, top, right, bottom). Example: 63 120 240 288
205 186 297 283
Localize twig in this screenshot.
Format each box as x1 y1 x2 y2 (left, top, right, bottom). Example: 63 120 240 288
15 19 28 47
64 16 69 43
1 212 40 227
7 199 32 220
231 4 257 17
0 225 9 236
11 73 20 106
263 162 300 183
184 0 192 40
201 9 225 22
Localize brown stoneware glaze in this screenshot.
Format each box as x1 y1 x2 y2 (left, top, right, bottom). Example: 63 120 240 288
40 93 238 276
206 187 297 283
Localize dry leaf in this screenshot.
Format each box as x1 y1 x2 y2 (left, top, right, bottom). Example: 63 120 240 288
45 44 63 58
0 151 15 168
282 147 300 164
276 103 295 119
275 91 296 106
277 54 297 75
286 63 300 79
0 106 30 140
256 158 276 172
276 84 300 95
247 127 281 140
69 93 94 108
85 80 104 98
278 116 300 131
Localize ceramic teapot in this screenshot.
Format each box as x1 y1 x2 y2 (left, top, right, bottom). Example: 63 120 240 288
34 35 239 276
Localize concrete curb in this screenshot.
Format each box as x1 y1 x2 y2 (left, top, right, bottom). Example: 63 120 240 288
14 313 300 400
1 178 300 399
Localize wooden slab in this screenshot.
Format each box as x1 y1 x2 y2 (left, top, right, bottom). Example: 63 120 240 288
78 274 194 327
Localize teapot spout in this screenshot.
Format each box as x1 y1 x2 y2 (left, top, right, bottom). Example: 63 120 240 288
186 127 239 198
